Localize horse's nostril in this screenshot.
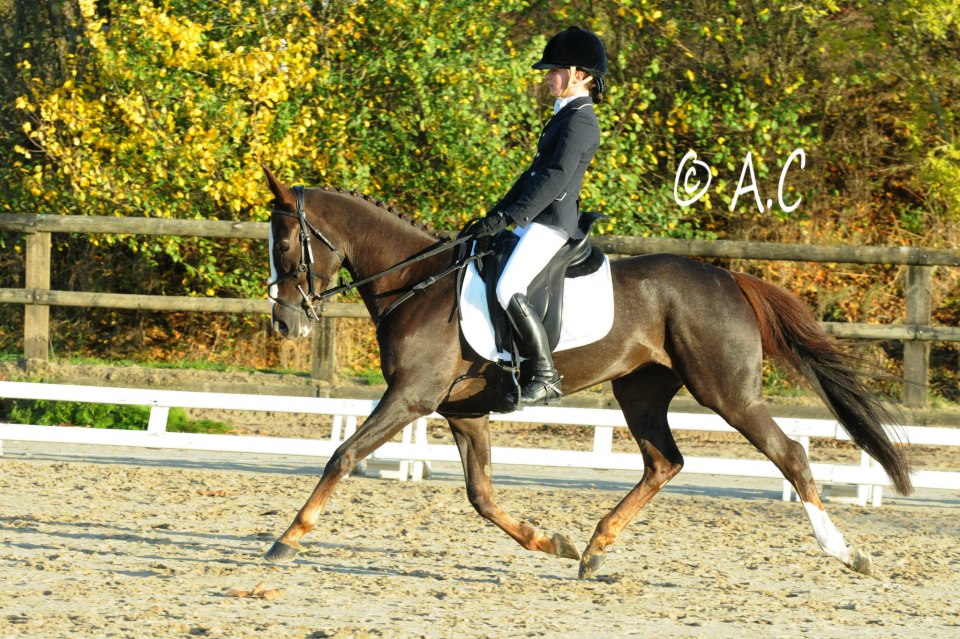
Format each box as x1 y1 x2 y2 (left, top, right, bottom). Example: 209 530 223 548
273 319 289 337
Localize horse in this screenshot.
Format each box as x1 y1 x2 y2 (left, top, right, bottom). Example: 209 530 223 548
261 165 912 579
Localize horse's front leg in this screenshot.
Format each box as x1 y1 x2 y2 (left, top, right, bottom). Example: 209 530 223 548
265 390 427 562
447 415 580 561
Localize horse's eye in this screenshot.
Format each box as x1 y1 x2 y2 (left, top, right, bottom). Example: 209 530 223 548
278 240 291 252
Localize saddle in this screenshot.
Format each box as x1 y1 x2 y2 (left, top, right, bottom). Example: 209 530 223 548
478 212 606 354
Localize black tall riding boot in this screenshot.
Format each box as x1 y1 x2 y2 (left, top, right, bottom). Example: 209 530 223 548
505 293 562 406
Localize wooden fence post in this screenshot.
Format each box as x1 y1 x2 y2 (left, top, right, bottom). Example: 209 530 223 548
311 316 337 382
24 231 51 361
310 276 339 382
904 265 932 408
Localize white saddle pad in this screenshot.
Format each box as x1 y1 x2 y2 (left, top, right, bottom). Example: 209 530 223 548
459 256 615 362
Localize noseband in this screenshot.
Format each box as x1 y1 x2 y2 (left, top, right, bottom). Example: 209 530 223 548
268 185 343 321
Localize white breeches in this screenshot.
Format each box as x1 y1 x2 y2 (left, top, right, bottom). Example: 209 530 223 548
496 222 569 309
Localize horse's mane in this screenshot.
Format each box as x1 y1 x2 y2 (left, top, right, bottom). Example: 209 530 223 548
320 186 449 241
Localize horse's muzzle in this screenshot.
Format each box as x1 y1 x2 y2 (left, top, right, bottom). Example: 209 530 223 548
271 306 312 340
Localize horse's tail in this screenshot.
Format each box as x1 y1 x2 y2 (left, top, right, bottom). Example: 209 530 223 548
731 271 913 495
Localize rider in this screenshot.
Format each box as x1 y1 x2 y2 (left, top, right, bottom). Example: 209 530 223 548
475 26 606 406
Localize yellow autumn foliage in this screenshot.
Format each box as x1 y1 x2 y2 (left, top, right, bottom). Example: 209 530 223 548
6 0 958 300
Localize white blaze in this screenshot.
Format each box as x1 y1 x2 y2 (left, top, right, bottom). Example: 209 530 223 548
268 225 278 305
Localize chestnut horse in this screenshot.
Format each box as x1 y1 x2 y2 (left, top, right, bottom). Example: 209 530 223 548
262 166 911 578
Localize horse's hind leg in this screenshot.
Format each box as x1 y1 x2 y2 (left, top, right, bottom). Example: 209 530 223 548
723 403 874 574
687 375 875 575
447 415 580 561
580 367 685 578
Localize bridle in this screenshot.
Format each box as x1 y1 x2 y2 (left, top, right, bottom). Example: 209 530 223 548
268 185 343 321
267 184 488 326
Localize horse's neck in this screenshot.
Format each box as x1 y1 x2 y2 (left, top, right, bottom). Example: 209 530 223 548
348 213 432 274
327 195 438 296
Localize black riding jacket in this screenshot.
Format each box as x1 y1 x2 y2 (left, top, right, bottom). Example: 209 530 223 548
493 96 600 241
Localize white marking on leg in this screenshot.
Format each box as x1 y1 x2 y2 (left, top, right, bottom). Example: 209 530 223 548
802 501 851 564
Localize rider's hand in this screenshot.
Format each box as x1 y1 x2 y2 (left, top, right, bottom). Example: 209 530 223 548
475 211 508 237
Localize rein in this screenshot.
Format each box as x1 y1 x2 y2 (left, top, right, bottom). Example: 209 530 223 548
268 185 486 326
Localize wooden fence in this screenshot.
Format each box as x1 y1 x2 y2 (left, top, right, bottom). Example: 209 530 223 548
2 213 959 407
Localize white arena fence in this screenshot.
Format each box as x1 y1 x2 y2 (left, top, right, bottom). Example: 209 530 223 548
1 381 958 507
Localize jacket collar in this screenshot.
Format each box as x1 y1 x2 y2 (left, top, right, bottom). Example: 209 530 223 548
543 96 593 130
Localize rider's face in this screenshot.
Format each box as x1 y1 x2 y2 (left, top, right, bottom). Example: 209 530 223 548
545 68 570 98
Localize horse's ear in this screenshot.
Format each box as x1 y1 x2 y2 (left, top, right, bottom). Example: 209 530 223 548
262 163 290 204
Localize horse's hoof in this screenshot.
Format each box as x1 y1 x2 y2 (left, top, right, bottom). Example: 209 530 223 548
264 540 301 562
551 533 581 561
847 547 874 576
578 551 605 579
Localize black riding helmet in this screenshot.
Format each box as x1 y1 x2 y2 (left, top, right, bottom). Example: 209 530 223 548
532 26 607 78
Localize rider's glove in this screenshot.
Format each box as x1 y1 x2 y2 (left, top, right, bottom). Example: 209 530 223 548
475 211 508 237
